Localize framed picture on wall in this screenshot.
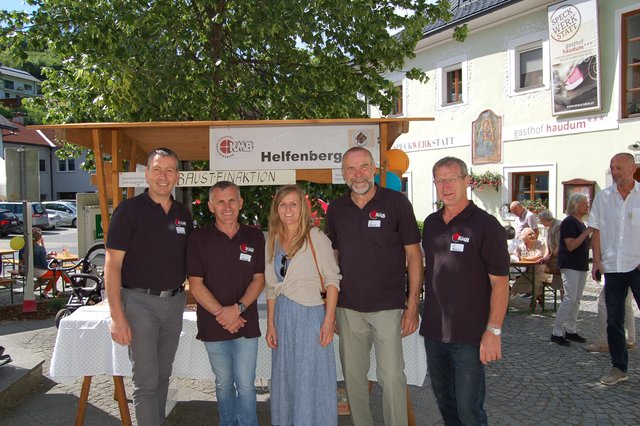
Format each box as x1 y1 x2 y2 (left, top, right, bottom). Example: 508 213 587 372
562 178 595 213
471 109 502 165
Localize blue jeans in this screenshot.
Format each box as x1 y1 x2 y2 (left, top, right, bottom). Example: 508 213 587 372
204 337 259 426
604 270 640 373
425 338 487 426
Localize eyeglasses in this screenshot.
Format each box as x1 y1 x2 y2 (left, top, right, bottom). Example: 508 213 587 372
280 256 288 277
433 176 464 186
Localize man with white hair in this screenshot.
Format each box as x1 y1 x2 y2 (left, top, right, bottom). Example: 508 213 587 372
509 200 539 240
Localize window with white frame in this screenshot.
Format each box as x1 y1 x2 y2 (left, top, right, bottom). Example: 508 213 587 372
391 83 404 116
622 8 640 117
58 158 76 172
503 164 556 215
437 56 467 107
445 65 463 104
507 31 549 95
517 43 543 89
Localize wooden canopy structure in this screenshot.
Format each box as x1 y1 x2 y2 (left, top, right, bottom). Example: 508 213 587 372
33 118 433 237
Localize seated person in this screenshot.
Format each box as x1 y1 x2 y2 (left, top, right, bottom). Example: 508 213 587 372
511 228 550 299
505 225 519 262
19 228 71 297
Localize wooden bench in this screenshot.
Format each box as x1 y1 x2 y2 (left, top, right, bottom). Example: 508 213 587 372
0 276 18 304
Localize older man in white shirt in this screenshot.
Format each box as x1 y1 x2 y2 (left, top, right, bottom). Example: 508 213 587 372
589 152 640 386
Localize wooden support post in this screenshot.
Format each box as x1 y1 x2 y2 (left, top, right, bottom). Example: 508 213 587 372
113 376 132 425
126 139 139 200
75 376 92 426
379 122 389 187
92 129 111 241
111 130 123 209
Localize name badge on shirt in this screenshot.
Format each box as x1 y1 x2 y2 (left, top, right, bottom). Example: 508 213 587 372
176 226 186 234
368 220 381 228
239 253 252 262
450 243 464 252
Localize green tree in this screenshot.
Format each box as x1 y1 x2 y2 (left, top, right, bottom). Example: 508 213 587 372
1 0 461 123
1 0 464 226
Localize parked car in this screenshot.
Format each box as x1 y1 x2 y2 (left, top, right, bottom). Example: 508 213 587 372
47 212 62 230
0 209 22 236
43 201 77 227
0 202 50 230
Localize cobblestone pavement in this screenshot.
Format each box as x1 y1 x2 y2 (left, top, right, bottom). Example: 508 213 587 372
1 278 640 425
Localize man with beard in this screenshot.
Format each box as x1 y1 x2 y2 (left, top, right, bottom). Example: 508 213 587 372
325 147 423 426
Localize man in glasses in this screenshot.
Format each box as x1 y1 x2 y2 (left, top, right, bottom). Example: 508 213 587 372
106 147 192 425
326 146 423 426
186 181 265 426
421 156 509 425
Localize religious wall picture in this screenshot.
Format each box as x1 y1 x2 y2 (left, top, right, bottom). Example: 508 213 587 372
471 109 502 165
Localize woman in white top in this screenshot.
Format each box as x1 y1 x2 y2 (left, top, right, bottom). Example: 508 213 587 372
265 185 341 426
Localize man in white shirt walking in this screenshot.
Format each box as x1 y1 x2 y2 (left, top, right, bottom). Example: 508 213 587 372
589 152 640 385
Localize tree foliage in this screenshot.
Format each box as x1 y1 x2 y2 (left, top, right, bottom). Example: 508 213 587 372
1 0 456 123
0 0 460 226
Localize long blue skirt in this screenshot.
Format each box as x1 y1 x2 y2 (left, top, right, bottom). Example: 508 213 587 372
270 295 338 426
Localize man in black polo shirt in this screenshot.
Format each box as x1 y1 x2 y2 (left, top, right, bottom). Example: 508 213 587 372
326 147 423 426
105 147 192 425
186 181 265 426
421 156 509 425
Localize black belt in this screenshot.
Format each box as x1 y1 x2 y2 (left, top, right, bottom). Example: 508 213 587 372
122 284 185 297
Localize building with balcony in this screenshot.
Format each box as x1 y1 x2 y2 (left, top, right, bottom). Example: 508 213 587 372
1 65 42 107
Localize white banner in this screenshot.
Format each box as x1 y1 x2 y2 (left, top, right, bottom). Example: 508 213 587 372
119 170 296 188
505 112 617 141
548 0 601 115
210 125 379 170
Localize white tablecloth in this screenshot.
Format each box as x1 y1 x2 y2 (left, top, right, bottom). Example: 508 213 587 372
50 304 427 386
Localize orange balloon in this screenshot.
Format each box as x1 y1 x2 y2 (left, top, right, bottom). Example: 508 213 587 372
386 149 410 174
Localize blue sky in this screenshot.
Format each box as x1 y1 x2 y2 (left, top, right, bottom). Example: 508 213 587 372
3 1 38 12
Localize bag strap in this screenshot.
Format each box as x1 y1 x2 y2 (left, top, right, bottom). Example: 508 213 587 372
307 233 326 293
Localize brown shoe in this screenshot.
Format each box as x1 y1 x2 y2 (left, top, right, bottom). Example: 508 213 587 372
628 343 636 350
585 342 608 353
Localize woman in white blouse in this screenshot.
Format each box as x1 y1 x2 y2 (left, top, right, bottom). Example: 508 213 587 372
265 185 341 426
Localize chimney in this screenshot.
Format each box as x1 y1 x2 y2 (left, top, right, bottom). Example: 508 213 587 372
11 111 25 125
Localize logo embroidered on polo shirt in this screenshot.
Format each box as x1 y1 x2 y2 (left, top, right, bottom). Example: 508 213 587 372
369 210 386 219
239 243 255 253
175 219 187 227
451 232 470 243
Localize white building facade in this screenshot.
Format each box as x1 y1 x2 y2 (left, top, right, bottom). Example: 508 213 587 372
372 0 640 224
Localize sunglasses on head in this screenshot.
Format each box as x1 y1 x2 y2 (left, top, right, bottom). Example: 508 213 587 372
280 256 288 277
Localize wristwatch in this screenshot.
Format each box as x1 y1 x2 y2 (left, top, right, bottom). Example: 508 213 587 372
236 302 247 314
486 326 502 336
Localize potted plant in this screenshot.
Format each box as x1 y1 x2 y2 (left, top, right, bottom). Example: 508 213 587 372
468 170 503 192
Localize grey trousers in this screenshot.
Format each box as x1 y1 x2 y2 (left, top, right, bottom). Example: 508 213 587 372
122 288 186 426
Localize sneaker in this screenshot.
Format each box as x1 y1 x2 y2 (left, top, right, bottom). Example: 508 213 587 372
585 342 608 353
565 333 586 343
551 334 571 346
600 367 628 385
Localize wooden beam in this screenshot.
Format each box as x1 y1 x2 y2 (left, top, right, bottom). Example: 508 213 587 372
296 169 333 184
111 130 123 208
379 123 388 187
385 120 410 150
92 129 111 241
126 136 139 200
